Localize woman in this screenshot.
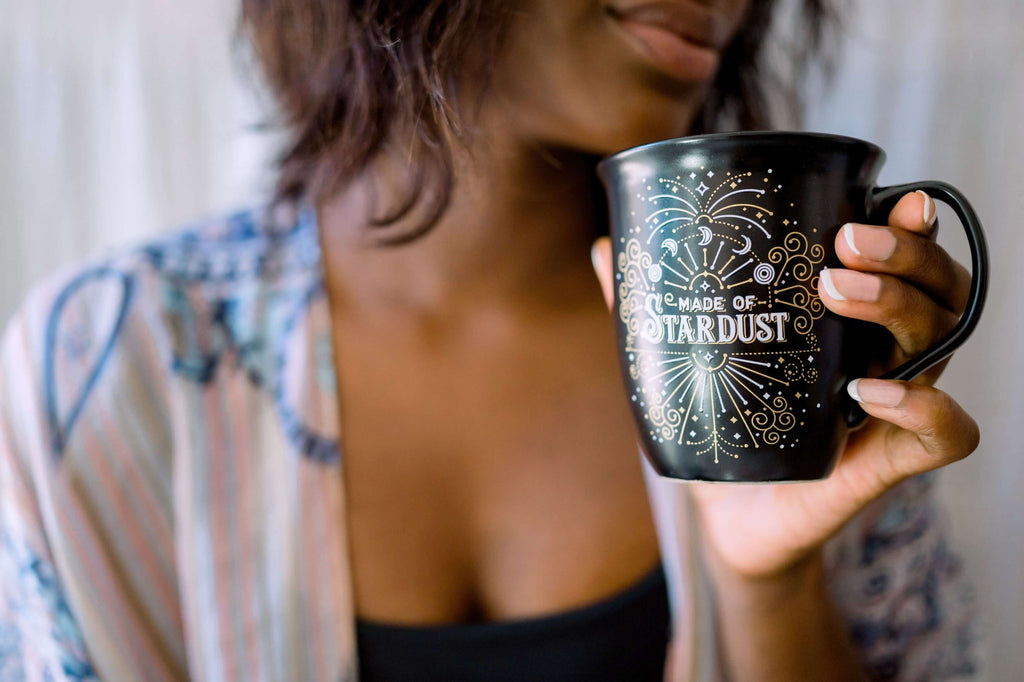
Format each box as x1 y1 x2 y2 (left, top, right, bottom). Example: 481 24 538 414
0 0 981 680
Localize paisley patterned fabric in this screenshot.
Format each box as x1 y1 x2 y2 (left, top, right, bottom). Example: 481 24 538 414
0 200 983 680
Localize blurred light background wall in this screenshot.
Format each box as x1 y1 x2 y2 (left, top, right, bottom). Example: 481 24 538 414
0 0 282 318
1 0 1021 678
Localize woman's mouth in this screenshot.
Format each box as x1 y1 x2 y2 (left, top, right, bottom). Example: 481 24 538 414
607 1 727 83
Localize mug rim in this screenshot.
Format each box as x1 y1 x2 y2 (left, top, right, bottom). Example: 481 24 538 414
597 130 885 173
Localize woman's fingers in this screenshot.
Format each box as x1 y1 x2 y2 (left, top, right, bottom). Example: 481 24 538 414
818 268 958 359
822 190 974 368
845 378 980 487
835 222 971 314
590 236 614 311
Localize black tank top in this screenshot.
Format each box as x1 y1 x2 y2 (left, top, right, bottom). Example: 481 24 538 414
355 562 671 681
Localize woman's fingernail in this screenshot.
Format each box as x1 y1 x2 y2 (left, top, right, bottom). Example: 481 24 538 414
916 190 937 228
820 268 881 302
847 378 906 407
847 378 862 402
842 223 860 255
820 268 845 300
844 224 896 261
590 242 601 273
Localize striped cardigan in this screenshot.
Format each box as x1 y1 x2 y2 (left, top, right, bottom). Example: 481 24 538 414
0 200 982 681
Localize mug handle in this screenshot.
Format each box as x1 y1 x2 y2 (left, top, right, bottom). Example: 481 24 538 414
844 181 990 428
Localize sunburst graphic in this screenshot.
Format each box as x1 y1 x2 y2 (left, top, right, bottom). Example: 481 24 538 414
617 169 825 463
643 171 775 246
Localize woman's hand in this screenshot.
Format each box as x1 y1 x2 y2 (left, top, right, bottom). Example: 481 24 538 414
591 190 980 582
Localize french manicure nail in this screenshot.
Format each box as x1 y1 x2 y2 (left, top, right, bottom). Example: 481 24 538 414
842 223 860 255
847 378 906 407
821 268 881 302
820 268 846 301
916 190 937 228
847 378 862 402
590 243 601 273
844 224 897 261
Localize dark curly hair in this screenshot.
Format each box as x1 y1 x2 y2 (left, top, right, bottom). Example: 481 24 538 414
238 0 838 245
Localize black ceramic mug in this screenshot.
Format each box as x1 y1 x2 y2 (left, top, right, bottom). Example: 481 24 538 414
597 132 989 482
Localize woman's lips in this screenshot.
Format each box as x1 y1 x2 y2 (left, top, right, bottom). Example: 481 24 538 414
608 1 726 83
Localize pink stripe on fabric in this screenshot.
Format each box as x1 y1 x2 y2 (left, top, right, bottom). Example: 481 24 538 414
171 383 212 680
128 307 179 507
302 463 328 682
204 380 242 682
225 368 263 682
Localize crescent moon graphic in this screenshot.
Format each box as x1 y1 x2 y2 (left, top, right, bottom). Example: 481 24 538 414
697 226 713 246
732 235 752 255
660 239 678 257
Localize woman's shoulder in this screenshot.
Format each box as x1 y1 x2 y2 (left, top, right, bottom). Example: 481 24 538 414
0 199 325 458
9 199 319 327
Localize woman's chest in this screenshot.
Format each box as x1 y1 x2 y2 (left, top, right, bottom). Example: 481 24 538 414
331 308 662 625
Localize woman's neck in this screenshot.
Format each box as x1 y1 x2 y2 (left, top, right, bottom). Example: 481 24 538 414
316 127 606 322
